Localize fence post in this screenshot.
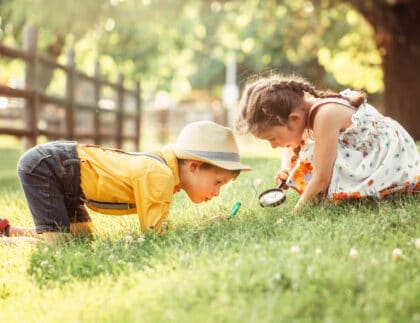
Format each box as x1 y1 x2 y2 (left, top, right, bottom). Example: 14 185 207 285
116 73 124 149
23 25 39 150
158 107 169 144
65 48 76 140
93 61 101 145
135 80 141 151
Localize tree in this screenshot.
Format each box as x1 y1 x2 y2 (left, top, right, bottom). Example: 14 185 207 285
0 0 110 91
319 0 420 139
4 0 416 140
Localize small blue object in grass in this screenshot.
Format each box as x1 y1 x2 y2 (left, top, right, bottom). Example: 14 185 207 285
227 202 241 219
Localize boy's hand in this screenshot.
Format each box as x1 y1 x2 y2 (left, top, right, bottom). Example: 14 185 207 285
274 168 290 189
160 221 175 232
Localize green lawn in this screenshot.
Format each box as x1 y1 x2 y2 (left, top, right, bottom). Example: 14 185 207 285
0 147 419 323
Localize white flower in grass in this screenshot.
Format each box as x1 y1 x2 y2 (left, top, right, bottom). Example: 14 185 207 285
42 247 49 254
315 248 322 255
349 248 359 260
290 245 300 254
274 273 282 281
40 260 49 267
392 248 403 261
276 217 284 225
124 235 134 243
179 254 189 266
254 178 263 187
415 238 420 249
137 236 146 244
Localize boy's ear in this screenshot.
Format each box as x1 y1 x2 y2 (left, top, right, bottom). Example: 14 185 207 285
186 160 203 172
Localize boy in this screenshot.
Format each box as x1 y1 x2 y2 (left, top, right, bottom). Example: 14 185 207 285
0 121 250 243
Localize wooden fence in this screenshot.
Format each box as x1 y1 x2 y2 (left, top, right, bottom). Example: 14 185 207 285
0 25 141 150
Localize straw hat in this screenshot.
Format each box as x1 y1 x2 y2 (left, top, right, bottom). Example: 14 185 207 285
171 121 251 171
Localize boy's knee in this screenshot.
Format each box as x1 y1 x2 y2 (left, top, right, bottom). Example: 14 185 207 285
70 222 95 236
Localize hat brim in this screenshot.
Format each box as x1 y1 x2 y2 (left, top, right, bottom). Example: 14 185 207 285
171 145 252 171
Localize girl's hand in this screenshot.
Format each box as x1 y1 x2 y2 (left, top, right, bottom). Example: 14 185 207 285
274 168 290 189
293 201 304 213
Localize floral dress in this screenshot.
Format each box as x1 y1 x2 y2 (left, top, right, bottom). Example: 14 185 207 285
286 90 420 201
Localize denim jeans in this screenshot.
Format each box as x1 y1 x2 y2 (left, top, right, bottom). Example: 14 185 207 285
17 141 91 233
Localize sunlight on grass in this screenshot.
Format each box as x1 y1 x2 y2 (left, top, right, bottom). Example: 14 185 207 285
0 146 419 322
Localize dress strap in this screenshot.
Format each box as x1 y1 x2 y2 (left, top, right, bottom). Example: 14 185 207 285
306 98 357 139
308 98 357 121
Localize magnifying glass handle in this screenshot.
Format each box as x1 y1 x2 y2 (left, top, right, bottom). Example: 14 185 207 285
276 179 286 189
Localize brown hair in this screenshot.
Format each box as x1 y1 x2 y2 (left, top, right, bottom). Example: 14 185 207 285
235 74 367 135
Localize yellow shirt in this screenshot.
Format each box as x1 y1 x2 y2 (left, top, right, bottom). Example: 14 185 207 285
76 145 180 234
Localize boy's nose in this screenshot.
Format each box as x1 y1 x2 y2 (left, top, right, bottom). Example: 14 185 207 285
212 188 220 197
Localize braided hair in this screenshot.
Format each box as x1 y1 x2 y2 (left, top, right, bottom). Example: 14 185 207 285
235 74 366 135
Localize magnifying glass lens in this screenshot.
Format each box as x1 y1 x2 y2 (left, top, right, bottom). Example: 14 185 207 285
258 189 286 207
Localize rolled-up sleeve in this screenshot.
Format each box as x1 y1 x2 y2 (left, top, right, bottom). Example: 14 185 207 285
132 168 174 234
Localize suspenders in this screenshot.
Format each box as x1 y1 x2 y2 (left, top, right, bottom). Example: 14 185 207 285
85 152 167 210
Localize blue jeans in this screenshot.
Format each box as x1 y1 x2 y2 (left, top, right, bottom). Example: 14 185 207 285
17 141 91 233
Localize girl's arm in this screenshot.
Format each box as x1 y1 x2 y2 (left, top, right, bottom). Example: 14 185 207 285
294 104 352 210
274 148 294 185
281 147 293 170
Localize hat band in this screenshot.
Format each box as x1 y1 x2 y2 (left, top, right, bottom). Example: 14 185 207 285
186 149 240 162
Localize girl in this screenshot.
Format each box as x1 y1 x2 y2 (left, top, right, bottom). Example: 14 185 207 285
236 74 419 210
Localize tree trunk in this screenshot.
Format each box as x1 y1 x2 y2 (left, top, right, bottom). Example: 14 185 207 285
351 0 420 139
382 21 420 140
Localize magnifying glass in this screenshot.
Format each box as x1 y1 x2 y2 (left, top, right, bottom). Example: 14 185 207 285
258 180 286 207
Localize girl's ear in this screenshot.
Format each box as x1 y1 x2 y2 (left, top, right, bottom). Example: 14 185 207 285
287 111 302 127
186 160 203 173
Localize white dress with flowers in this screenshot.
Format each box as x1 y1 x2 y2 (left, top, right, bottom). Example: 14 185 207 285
286 90 420 201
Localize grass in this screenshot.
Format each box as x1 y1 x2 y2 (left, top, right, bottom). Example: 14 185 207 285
0 146 419 323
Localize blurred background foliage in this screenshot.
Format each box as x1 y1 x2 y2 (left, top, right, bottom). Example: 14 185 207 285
0 0 382 101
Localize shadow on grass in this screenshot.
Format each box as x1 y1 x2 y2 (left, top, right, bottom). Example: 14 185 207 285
27 209 292 288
